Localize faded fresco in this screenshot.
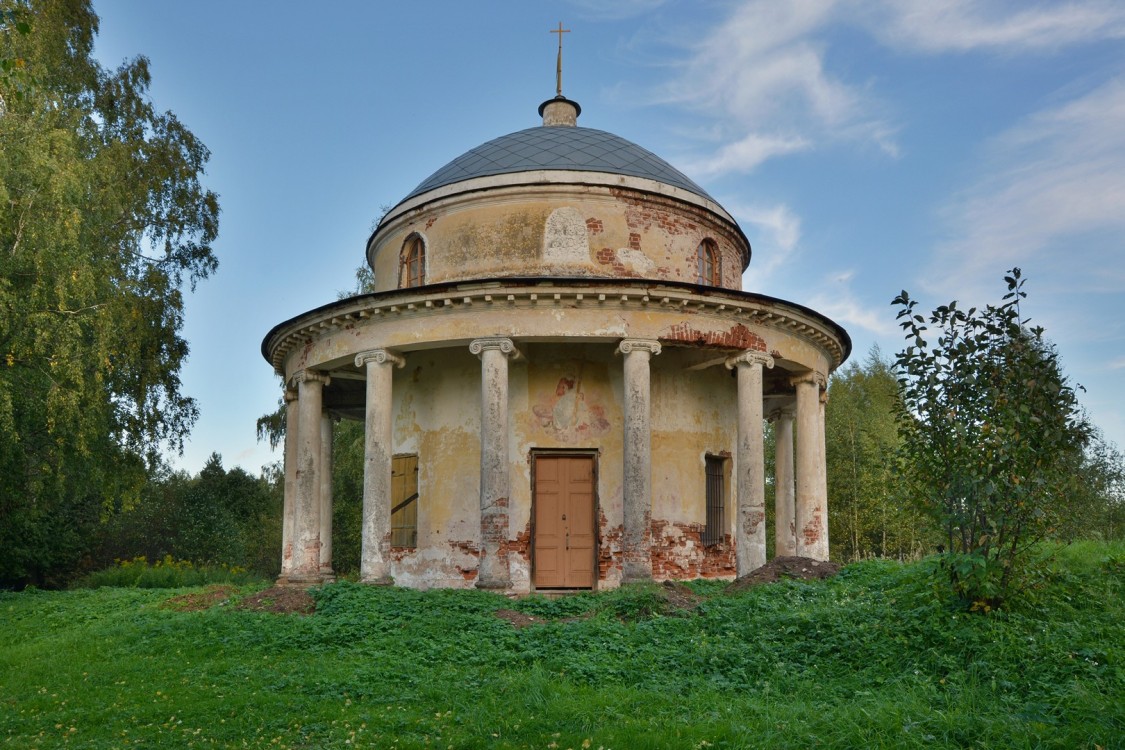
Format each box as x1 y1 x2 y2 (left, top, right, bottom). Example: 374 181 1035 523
530 366 612 439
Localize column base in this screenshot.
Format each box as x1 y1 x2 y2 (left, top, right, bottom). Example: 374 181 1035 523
475 578 513 592
276 572 330 587
361 575 394 586
621 560 652 583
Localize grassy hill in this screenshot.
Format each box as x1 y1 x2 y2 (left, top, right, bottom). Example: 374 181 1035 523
2 543 1122 749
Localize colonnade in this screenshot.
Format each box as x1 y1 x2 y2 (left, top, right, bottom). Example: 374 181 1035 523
277 339 829 586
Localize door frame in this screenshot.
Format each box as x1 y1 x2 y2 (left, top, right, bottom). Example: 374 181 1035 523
530 448 600 591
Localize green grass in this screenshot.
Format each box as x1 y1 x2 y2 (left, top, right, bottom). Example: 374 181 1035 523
72 555 267 589
2 542 1122 749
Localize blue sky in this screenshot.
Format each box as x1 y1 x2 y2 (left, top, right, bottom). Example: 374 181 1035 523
90 0 1125 475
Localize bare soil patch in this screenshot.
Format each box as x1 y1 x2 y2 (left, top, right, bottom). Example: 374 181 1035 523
161 585 238 612
235 585 316 615
726 556 841 593
658 579 703 612
494 608 550 628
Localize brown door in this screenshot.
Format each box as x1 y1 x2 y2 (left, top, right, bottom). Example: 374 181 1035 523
533 455 595 589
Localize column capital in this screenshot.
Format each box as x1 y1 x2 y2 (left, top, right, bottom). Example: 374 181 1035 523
291 369 330 388
725 350 774 371
789 370 827 389
767 406 797 422
616 338 662 357
470 337 522 360
283 387 298 404
355 348 405 369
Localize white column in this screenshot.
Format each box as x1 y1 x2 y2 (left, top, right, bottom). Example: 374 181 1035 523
726 350 774 575
470 337 521 590
279 387 298 580
290 369 329 583
356 349 404 584
616 338 662 583
772 406 797 558
792 371 828 561
319 412 335 580
817 384 830 558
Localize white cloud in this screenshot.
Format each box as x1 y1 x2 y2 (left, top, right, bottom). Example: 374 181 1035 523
656 0 895 177
684 133 811 177
807 273 899 336
1108 356 1125 371
649 0 1125 177
862 0 1125 54
926 77 1125 298
728 201 803 283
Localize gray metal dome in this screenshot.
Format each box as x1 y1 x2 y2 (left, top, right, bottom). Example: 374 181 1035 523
400 126 715 204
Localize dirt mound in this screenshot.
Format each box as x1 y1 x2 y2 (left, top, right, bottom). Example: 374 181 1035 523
161 585 238 612
494 608 549 628
235 586 316 615
658 579 702 611
726 556 841 593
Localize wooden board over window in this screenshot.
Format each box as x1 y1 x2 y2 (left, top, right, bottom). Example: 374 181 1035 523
391 454 418 548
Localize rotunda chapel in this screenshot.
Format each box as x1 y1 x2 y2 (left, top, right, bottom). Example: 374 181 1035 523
262 88 850 592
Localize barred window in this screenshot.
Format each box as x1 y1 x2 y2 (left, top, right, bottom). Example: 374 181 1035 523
703 455 725 545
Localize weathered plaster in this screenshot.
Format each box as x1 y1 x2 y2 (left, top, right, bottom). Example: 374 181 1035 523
266 107 849 592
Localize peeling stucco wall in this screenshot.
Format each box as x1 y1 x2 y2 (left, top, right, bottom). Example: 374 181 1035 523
367 341 745 592
369 184 748 292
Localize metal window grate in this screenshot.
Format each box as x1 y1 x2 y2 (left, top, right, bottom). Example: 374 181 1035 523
704 456 725 545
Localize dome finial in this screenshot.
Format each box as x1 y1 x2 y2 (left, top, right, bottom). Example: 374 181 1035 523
550 22 570 97
540 22 581 126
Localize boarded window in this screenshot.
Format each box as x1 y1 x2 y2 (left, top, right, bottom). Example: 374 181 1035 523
703 455 725 545
391 454 419 548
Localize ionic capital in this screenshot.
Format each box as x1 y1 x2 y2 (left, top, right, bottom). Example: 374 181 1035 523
616 338 662 357
768 406 797 423
283 388 298 404
725 350 774 371
355 348 405 369
291 369 330 388
789 370 827 390
469 337 522 360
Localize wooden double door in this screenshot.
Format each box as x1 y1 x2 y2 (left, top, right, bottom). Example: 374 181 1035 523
532 455 595 589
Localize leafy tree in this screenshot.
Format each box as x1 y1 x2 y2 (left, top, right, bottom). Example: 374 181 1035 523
892 269 1089 608
0 0 218 587
825 346 931 561
328 420 365 575
1057 427 1125 542
95 454 282 575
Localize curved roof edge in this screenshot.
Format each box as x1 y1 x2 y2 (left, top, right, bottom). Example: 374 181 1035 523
262 276 852 372
392 125 714 210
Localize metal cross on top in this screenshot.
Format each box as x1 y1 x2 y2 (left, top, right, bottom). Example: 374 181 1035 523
550 22 570 97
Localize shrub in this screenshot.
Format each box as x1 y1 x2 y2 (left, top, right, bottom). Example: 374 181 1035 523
892 269 1088 608
72 555 264 589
